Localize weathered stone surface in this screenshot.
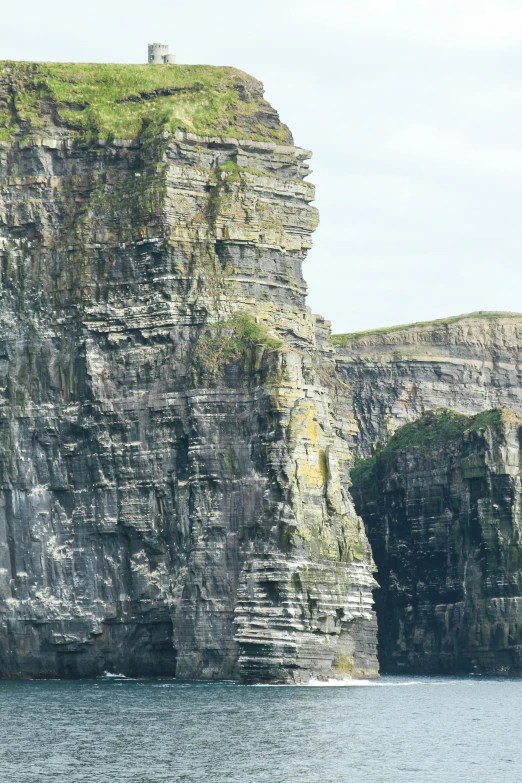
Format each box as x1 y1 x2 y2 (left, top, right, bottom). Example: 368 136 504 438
351 408 522 675
333 313 522 456
0 63 378 681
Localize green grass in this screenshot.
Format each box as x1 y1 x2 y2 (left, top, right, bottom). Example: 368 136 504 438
379 408 506 452
351 408 521 487
331 311 522 346
196 313 283 375
0 61 292 144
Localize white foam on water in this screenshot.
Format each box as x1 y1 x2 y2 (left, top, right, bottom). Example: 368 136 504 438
304 677 462 687
254 677 450 687
100 671 128 679
299 678 378 687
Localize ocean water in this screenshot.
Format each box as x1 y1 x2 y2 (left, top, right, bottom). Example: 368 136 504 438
0 676 520 783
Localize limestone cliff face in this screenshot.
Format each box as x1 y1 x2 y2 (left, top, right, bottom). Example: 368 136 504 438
0 63 377 681
333 313 522 456
352 409 522 675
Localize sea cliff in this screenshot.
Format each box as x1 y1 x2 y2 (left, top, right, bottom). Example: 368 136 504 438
333 312 522 456
351 408 522 675
0 62 377 681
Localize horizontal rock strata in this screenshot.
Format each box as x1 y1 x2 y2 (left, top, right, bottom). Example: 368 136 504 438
0 62 378 682
333 313 522 456
351 408 522 675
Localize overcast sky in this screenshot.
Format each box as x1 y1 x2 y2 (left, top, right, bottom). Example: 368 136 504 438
3 0 522 333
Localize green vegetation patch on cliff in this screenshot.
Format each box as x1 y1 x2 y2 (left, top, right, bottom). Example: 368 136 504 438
351 408 518 487
0 61 293 144
196 313 282 376
331 311 522 346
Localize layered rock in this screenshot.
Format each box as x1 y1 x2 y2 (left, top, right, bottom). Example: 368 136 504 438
351 408 522 675
0 62 378 681
333 313 522 456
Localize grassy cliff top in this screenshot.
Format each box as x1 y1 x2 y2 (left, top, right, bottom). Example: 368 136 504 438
331 311 522 346
351 407 522 485
0 61 293 145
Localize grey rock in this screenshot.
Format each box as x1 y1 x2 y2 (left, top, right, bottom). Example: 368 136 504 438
351 408 522 675
0 74 378 681
333 313 522 456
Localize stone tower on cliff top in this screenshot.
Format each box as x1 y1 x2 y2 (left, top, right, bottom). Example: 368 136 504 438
148 43 176 64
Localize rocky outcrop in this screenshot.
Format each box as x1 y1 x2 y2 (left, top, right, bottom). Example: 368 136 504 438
0 62 378 682
333 313 522 456
351 408 522 675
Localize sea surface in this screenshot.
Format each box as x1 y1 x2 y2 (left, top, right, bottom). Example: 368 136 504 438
0 675 520 782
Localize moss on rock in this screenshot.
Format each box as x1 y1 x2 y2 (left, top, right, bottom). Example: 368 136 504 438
351 408 515 488
195 312 282 377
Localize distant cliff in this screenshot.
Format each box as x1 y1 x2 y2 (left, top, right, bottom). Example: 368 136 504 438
333 313 522 456
0 62 377 681
351 408 522 675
